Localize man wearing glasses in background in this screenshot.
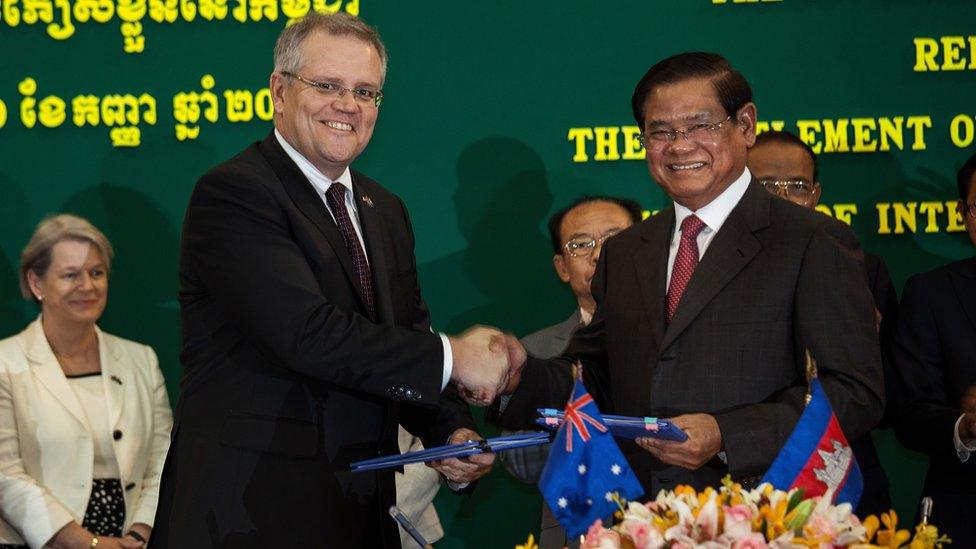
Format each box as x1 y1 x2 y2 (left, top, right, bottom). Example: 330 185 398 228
747 130 896 518
152 13 508 548
495 195 642 549
496 52 883 499
890 151 976 546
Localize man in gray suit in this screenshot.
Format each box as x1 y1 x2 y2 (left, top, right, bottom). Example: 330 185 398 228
498 196 641 548
496 52 883 500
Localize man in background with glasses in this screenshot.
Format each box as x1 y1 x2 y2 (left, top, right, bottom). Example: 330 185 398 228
748 129 896 518
495 52 883 501
153 13 506 548
494 195 642 549
890 151 976 546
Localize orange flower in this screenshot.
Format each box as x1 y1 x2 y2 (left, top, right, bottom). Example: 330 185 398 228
875 511 911 549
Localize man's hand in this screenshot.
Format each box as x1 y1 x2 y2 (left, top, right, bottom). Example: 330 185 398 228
426 428 495 483
491 333 527 395
449 326 510 406
635 413 723 470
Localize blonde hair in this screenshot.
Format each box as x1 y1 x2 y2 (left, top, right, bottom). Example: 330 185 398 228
19 214 114 300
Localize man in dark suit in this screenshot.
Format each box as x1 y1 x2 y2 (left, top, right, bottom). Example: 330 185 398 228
891 152 976 546
748 130 895 517
151 14 508 548
496 52 883 499
498 196 642 549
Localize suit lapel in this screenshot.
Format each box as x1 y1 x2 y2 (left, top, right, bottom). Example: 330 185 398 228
950 255 976 333
633 209 673 353
98 328 125 430
353 173 394 324
23 318 90 430
660 182 768 352
257 133 369 313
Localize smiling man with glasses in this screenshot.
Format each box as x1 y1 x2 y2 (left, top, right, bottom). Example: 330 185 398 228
495 52 883 504
153 13 504 548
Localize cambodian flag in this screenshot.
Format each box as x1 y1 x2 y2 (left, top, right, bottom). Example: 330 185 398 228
538 380 644 537
761 378 864 507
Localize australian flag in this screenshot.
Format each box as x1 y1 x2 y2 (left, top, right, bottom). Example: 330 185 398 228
538 380 644 538
761 378 864 507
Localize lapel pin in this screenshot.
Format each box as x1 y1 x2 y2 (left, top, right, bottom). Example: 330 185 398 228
361 194 374 208
110 375 123 385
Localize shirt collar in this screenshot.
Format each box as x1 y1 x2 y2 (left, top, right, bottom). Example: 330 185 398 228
274 128 353 195
673 167 752 234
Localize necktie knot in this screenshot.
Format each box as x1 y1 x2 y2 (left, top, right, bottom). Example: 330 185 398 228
326 182 346 203
680 214 707 240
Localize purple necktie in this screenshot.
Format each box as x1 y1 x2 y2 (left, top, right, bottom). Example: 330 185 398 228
326 183 375 319
666 214 707 323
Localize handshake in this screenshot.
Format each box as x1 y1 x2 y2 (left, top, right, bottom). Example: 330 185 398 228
448 326 527 406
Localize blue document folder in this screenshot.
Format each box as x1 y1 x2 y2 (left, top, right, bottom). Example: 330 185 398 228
535 409 688 442
350 431 552 472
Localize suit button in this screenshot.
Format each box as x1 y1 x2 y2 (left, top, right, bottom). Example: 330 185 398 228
113 430 123 440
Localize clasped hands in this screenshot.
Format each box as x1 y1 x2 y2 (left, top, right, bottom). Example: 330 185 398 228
448 325 526 407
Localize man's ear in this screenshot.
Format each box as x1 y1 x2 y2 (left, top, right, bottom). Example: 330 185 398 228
270 72 287 115
738 102 757 147
811 182 822 207
553 254 571 284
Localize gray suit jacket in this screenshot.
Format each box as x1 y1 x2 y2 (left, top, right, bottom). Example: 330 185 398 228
499 180 884 497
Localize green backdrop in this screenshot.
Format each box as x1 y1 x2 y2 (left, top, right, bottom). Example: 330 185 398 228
2 1 975 546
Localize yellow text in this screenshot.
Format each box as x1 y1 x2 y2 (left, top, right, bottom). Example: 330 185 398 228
0 0 359 53
795 116 932 154
913 36 976 71
875 201 965 234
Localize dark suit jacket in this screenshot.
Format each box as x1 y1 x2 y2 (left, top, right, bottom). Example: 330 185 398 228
891 256 976 544
151 133 474 548
499 181 884 497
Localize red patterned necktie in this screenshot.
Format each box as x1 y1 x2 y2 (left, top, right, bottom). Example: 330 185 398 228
326 183 375 319
666 214 707 323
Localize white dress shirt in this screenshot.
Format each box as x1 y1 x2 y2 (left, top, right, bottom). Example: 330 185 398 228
666 168 753 290
274 130 453 389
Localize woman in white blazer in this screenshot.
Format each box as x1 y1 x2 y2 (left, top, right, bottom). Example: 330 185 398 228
0 215 172 549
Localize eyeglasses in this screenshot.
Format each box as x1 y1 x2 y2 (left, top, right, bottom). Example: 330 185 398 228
965 201 976 218
758 179 816 198
638 114 734 150
563 229 622 258
281 71 384 107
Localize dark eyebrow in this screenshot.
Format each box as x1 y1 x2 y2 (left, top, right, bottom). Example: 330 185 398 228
646 112 714 127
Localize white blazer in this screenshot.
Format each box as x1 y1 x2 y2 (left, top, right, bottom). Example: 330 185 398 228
0 317 173 548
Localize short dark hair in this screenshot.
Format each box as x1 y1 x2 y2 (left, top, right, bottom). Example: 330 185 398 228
548 196 643 254
631 52 752 128
958 150 976 202
753 130 820 182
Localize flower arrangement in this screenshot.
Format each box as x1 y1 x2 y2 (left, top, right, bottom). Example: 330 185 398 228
570 477 949 549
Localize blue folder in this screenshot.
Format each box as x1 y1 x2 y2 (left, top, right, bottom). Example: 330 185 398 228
535 409 688 442
350 431 552 472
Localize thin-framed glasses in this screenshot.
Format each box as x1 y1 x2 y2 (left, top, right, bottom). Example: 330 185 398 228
758 179 816 199
638 114 734 149
563 229 622 258
280 71 384 107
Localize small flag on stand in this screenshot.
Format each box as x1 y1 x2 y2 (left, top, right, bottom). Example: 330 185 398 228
538 380 644 538
760 353 863 507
